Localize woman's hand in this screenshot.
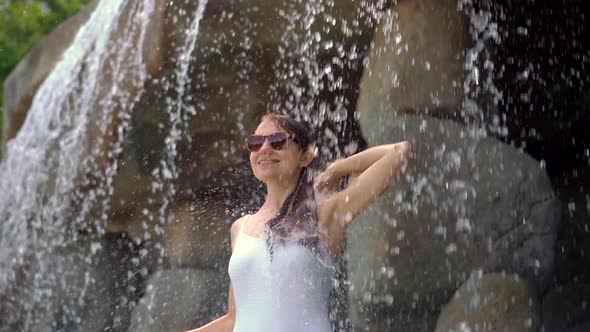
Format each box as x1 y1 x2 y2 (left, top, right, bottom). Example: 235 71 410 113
314 160 344 193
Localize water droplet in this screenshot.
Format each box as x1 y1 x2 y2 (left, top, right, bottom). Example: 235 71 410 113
524 317 533 328
445 243 457 254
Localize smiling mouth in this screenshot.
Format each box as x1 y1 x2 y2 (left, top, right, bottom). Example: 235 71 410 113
258 160 279 166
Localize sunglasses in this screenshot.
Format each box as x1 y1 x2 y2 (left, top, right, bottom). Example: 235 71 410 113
245 132 296 152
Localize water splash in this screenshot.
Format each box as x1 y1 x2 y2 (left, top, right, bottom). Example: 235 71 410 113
271 1 379 161
459 0 503 137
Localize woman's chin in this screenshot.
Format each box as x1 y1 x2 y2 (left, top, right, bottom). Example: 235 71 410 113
255 170 280 182
256 171 296 184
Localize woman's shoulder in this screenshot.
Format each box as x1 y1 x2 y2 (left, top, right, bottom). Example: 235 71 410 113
231 214 249 233
230 215 251 249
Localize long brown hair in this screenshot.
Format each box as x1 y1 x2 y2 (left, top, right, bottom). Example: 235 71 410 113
259 113 352 332
261 114 318 252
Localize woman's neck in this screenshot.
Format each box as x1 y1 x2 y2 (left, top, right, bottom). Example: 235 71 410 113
261 177 299 216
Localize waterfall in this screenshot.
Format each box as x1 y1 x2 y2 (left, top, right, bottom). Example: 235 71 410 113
0 0 155 328
0 0 215 327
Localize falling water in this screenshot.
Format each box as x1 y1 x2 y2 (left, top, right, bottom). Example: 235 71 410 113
270 0 380 160
0 0 155 328
148 0 209 247
459 0 503 135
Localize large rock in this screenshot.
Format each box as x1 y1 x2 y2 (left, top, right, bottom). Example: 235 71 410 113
435 273 541 332
348 114 560 331
127 268 228 332
356 0 471 120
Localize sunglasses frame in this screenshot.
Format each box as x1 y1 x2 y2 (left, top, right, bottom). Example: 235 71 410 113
245 132 296 152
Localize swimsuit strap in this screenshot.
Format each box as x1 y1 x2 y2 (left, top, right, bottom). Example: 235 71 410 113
239 214 250 234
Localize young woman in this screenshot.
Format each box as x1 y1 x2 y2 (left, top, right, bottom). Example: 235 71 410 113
188 114 411 332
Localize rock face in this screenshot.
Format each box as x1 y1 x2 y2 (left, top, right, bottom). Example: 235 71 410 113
435 273 541 332
127 268 228 332
348 113 559 330
356 0 471 120
163 202 231 270
349 1 563 329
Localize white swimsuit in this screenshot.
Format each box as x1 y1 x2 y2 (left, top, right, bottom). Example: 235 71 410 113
228 215 334 332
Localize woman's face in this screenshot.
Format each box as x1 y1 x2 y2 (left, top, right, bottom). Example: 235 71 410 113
249 119 303 184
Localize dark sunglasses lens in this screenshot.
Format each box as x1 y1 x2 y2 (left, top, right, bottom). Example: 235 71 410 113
246 136 264 151
269 133 288 150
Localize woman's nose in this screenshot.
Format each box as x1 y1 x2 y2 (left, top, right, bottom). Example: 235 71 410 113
258 138 273 152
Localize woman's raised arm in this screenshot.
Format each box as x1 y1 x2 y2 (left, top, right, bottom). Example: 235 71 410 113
316 141 412 254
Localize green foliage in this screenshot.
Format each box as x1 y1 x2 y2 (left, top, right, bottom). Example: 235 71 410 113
0 0 91 107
